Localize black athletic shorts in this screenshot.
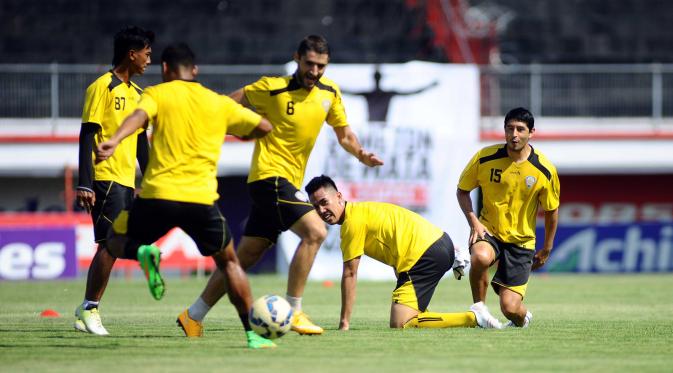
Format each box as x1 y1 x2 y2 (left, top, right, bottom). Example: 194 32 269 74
475 233 535 297
244 176 314 243
394 233 455 312
115 198 232 257
91 180 134 243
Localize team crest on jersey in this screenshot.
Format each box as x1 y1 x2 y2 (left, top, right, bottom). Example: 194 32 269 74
295 191 309 202
322 100 331 113
525 176 537 188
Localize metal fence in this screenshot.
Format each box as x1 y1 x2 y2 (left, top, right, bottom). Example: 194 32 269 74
2 63 673 121
0 64 285 119
480 64 673 118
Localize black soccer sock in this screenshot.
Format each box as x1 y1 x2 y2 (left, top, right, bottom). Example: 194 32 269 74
239 313 252 331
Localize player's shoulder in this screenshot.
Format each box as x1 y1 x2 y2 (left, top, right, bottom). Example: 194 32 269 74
129 80 143 94
474 143 508 162
250 75 290 90
530 146 557 172
480 143 506 155
86 71 115 92
315 76 340 95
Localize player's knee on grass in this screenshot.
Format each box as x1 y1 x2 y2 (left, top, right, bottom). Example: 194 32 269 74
499 290 524 321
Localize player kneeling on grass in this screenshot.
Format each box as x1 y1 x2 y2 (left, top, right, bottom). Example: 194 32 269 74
306 175 502 329
95 43 276 349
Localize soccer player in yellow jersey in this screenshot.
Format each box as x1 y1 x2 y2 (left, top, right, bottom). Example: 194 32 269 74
74 26 153 336
180 35 383 336
457 107 560 328
305 175 492 329
95 43 276 349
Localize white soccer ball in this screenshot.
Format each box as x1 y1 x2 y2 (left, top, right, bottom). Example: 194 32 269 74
249 294 293 339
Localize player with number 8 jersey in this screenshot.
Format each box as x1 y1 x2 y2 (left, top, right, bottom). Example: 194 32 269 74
178 35 384 337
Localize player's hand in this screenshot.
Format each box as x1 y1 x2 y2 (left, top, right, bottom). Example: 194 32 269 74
76 189 95 213
532 248 551 270
338 320 349 331
469 222 490 245
95 140 119 163
358 149 384 167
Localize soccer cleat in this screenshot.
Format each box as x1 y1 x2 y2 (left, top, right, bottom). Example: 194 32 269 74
137 244 165 300
74 305 109 335
290 311 324 335
452 245 470 280
176 309 203 337
246 330 276 349
469 301 503 329
505 310 533 328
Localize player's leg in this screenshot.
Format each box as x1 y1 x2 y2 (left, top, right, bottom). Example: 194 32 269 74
179 200 275 333
180 203 274 348
254 177 325 334
75 181 132 335
391 302 420 328
398 233 479 329
469 240 496 303
492 244 535 327
108 198 173 300
286 210 327 301
286 210 327 334
499 288 530 327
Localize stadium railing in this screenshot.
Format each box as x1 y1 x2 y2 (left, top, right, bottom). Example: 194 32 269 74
1 63 673 140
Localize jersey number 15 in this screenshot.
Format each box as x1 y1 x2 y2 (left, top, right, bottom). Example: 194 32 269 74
489 168 502 183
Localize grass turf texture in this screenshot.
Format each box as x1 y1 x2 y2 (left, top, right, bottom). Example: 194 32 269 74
1 274 672 372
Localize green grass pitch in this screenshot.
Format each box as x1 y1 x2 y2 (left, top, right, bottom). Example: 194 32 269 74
1 274 672 372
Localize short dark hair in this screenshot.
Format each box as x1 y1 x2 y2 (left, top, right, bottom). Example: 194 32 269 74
297 35 330 57
305 175 338 196
161 43 195 71
504 107 534 131
112 26 154 66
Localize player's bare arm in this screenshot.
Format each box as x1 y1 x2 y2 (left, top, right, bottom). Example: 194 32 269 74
533 208 559 270
77 122 101 213
228 88 250 107
456 188 491 244
96 109 149 162
332 126 384 167
340 256 361 331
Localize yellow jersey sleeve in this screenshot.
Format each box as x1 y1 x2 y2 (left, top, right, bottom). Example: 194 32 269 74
137 89 159 120
457 151 481 191
81 79 107 125
340 204 366 262
222 95 262 137
326 84 348 128
243 77 271 115
539 163 560 211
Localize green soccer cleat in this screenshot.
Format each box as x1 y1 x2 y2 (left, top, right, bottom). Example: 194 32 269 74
246 331 276 349
137 244 165 300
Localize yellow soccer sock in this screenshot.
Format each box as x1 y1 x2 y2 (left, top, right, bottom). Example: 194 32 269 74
415 311 478 328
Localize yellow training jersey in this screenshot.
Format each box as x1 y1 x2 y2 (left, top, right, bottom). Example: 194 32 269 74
340 201 444 274
458 144 560 248
244 75 349 188
137 80 261 205
81 71 143 188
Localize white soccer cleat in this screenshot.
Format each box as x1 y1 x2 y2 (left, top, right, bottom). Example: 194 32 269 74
452 245 470 280
470 301 503 329
505 310 533 328
74 305 109 336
